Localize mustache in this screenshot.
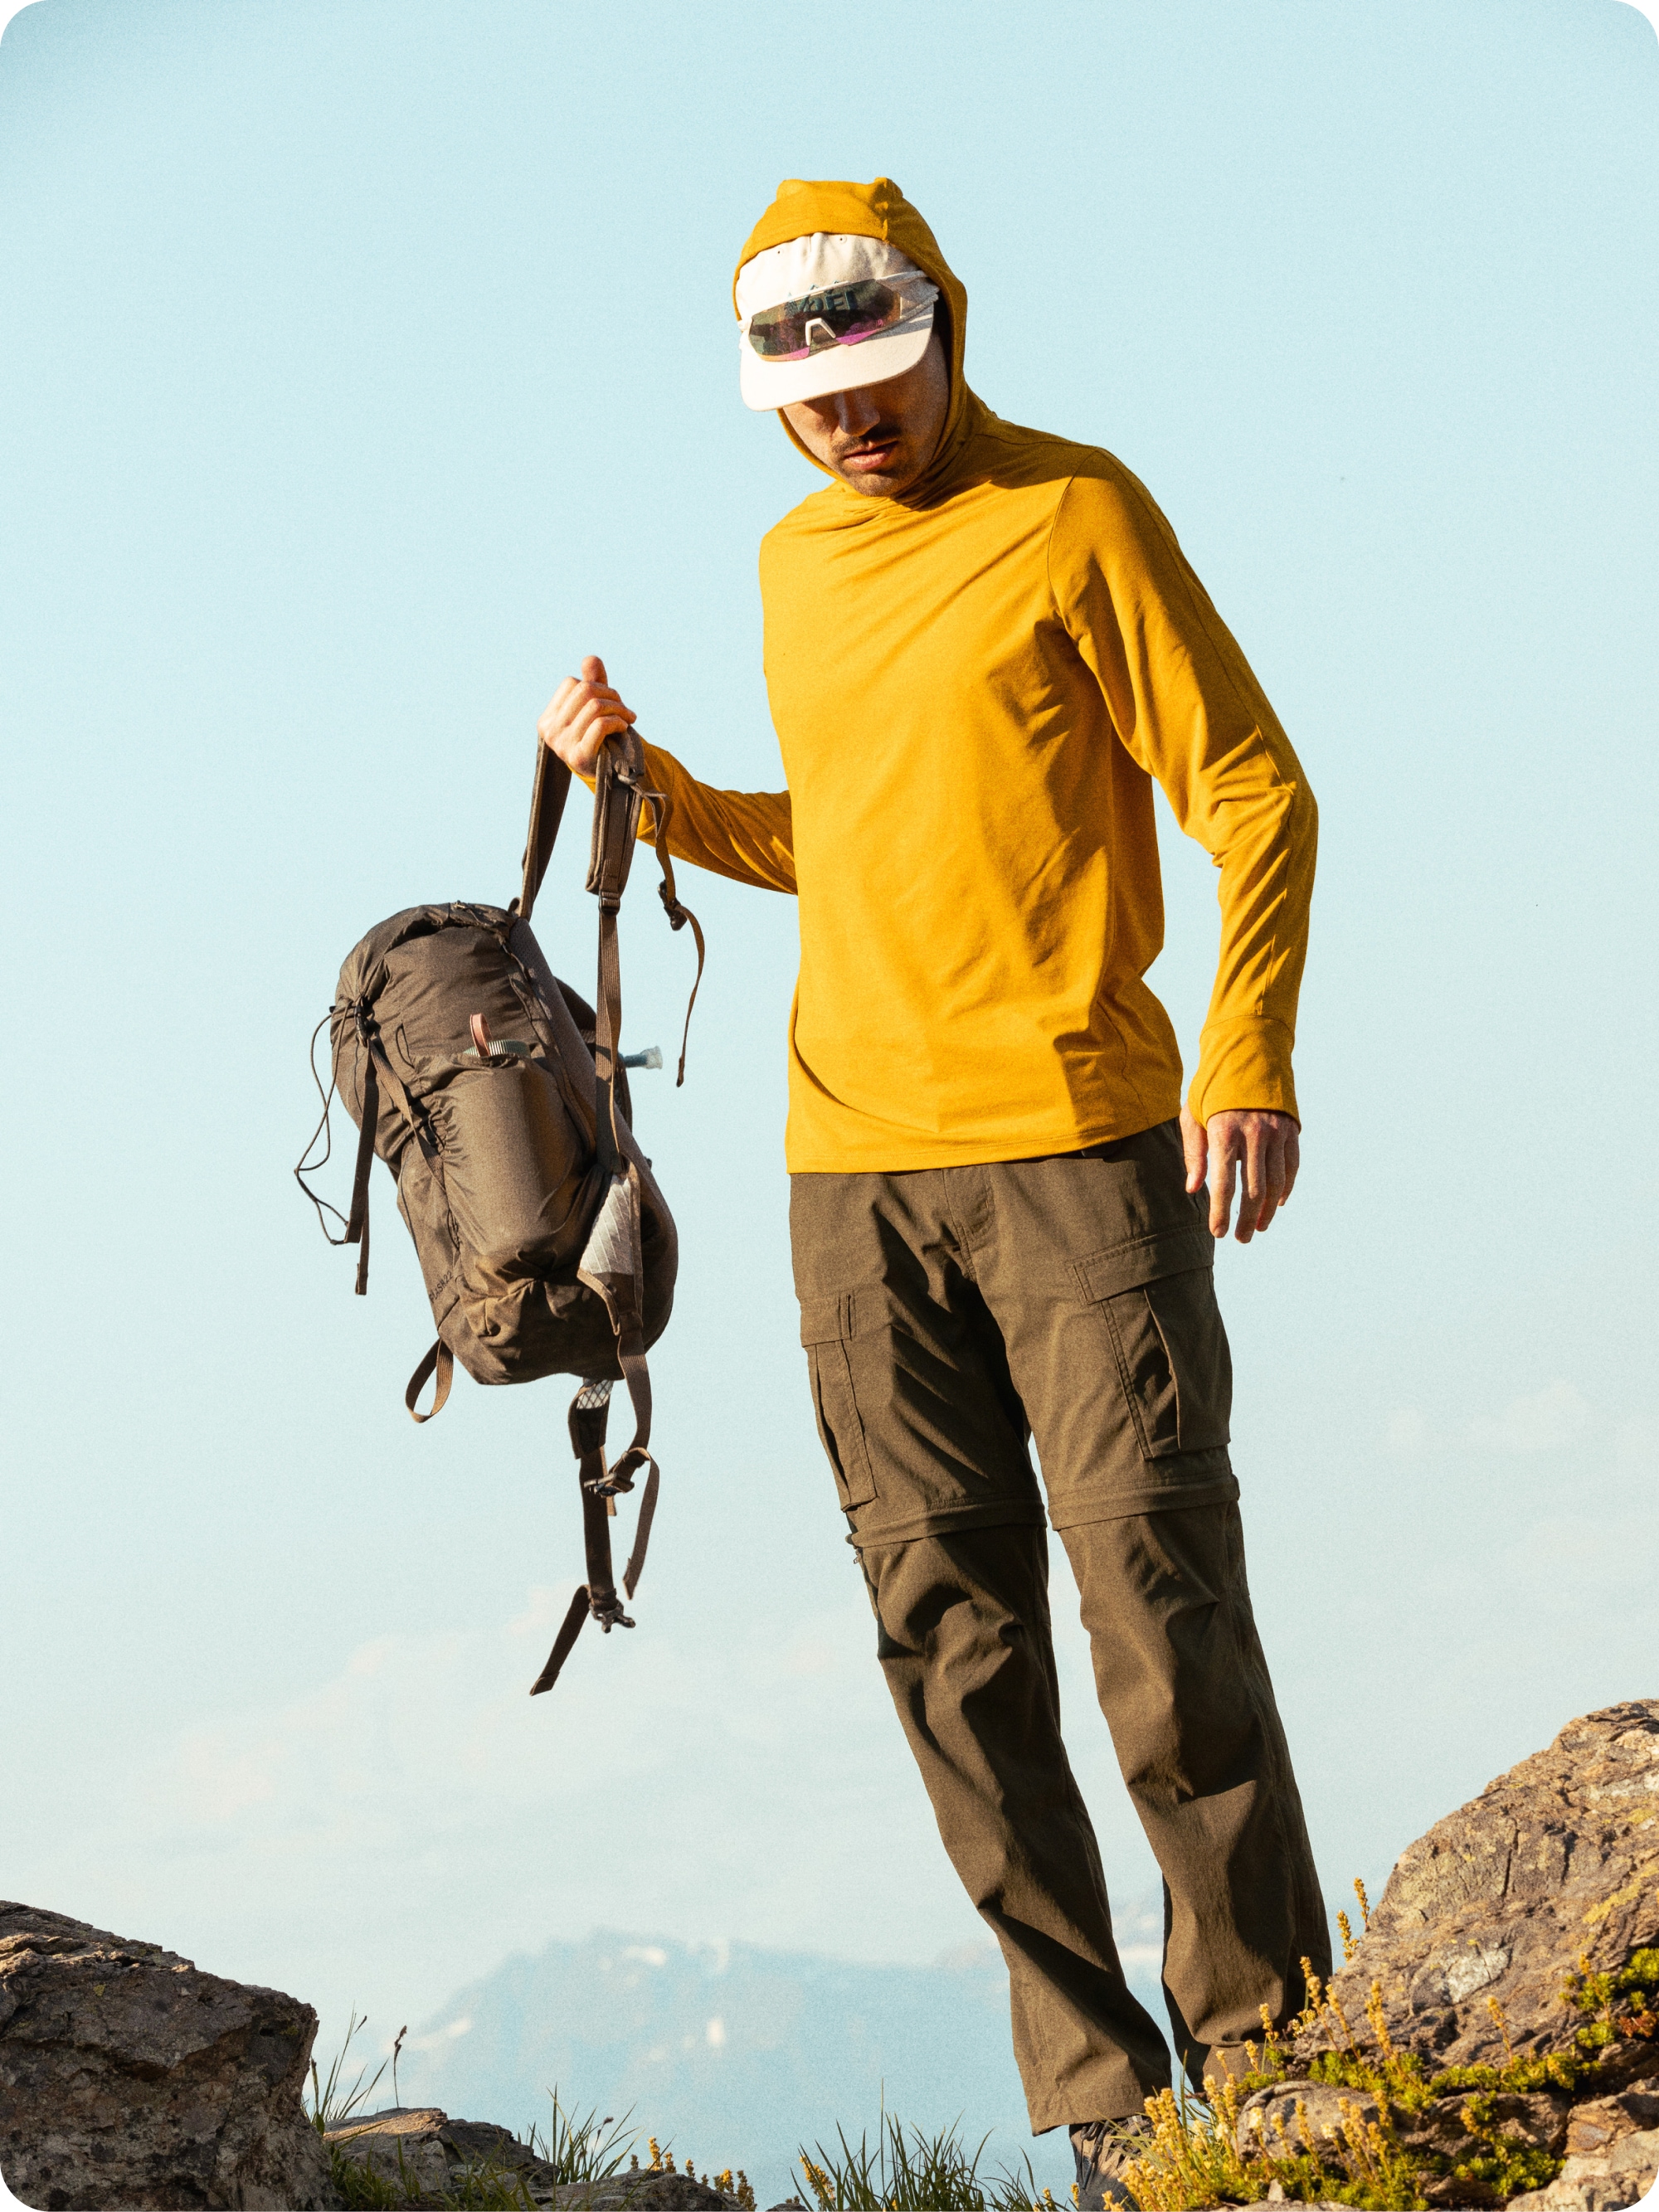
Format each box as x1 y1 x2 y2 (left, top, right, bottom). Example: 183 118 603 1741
833 421 902 457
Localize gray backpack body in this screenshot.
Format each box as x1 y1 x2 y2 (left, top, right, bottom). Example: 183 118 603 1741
298 738 702 1694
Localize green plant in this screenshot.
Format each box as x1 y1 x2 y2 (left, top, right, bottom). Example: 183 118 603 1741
1107 1878 1659 2209
1119 2072 1424 2212
1562 1947 1659 2053
332 2153 407 2210
305 2010 411 2205
795 2102 1043 2212
437 2152 539 2210
306 2009 391 2136
1438 2094 1562 2205
525 2095 640 2185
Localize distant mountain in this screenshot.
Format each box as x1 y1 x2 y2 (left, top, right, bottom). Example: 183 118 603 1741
392 1912 1165 2210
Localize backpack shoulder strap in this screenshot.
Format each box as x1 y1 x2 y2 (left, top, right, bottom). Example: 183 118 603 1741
516 741 573 922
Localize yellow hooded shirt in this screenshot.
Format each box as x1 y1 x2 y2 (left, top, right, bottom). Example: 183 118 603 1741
636 176 1317 1174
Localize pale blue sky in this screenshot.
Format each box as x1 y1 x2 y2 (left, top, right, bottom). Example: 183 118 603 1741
2 0 1656 2175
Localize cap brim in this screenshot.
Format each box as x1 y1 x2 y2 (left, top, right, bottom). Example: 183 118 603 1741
739 304 935 413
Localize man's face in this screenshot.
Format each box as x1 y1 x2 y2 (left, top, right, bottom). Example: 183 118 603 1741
780 329 949 498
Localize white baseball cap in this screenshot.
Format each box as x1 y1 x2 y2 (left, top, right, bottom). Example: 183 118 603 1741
735 232 939 412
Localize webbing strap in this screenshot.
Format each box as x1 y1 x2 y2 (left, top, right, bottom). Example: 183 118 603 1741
581 1475 624 1612
362 1030 431 1148
639 785 705 1087
345 1051 378 1296
611 1336 654 1486
405 1339 453 1423
516 741 573 923
342 1024 438 1302
528 1378 649 1697
594 904 625 1178
622 1458 660 1601
528 1587 591 1699
587 738 703 1114
517 735 702 1695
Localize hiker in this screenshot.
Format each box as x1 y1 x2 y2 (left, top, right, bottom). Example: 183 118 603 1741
539 177 1329 2209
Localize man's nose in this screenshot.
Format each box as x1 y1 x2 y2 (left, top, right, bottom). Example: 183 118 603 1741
834 386 882 435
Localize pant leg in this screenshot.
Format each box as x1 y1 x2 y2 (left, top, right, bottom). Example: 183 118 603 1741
967 1132 1330 2089
1057 1504 1330 2091
857 1523 1173 2130
789 1169 1172 2129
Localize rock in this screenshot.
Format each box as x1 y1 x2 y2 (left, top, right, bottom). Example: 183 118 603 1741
0 1900 335 2210
550 2175 742 2212
1300 1699 1659 2070
1236 2078 1382 2153
1503 2125 1659 2212
1564 2082 1659 2156
324 2112 747 2212
324 2107 460 2201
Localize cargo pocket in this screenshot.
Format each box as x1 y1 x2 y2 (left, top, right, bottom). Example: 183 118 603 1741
799 1295 876 1510
1075 1227 1232 1461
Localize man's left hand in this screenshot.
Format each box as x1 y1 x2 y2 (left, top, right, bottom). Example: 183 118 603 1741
1180 1106 1301 1243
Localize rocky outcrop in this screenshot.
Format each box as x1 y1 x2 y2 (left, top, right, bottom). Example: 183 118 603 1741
325 2106 549 2203
325 2111 761 2210
1505 2127 1659 2212
1250 1699 1659 2208
1303 1699 1659 2070
0 1902 335 2210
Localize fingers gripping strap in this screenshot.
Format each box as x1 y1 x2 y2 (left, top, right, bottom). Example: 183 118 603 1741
406 1339 454 1422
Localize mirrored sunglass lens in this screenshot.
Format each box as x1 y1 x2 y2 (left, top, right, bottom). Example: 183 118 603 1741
747 280 904 359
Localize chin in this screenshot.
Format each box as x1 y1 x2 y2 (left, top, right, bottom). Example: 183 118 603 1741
843 462 912 497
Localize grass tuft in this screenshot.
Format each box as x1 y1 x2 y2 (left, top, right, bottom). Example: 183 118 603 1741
525 2094 640 2186
795 2103 1044 2212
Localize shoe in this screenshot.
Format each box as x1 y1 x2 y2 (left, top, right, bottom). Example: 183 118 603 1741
1069 2115 1154 2211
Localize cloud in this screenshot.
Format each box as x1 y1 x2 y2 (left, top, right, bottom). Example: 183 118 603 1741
1467 1380 1592 1454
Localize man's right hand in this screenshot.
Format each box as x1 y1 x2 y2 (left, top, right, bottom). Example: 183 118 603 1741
538 654 637 774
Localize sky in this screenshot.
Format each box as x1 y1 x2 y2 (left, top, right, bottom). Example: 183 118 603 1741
1 0 1657 2188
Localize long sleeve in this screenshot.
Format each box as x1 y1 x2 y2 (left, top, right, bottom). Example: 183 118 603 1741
589 741 796 894
1048 465 1318 1124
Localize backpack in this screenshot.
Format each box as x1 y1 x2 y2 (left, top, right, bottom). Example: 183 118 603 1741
296 735 703 1697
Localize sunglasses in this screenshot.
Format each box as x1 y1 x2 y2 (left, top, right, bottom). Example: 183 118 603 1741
745 275 937 363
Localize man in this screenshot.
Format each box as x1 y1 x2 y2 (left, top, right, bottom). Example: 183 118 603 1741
541 176 1327 2206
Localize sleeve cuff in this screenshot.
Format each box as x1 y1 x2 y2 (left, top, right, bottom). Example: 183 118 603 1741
1187 1016 1301 1125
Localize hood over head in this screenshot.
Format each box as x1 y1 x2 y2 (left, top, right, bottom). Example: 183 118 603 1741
734 175 986 501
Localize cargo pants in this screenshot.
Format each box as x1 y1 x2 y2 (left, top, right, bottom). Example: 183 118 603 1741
789 1121 1329 2133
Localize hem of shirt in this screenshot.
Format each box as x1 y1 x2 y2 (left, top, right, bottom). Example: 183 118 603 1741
788 1106 1184 1177
1047 1472 1241 1528
844 1500 1048 1549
